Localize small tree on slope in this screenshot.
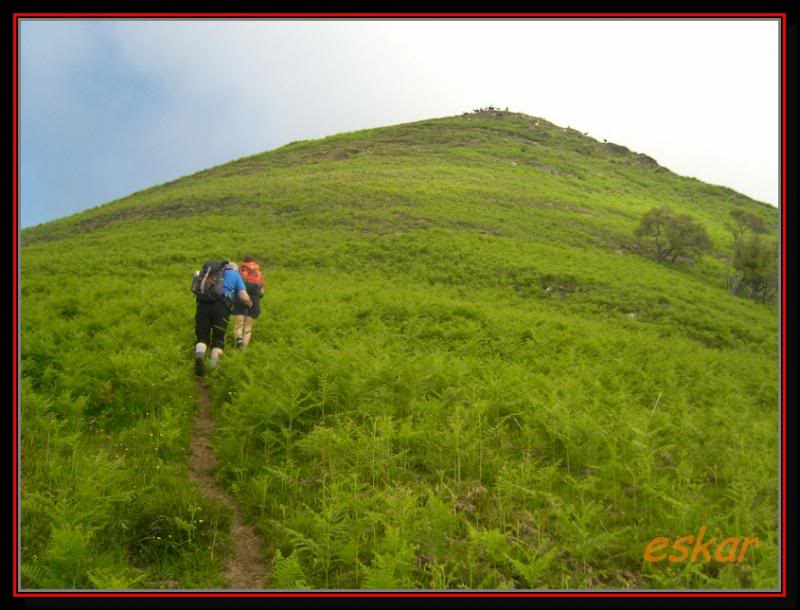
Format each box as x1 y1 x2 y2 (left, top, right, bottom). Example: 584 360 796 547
634 206 712 264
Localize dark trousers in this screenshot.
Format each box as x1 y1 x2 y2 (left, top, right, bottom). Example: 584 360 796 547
195 299 231 350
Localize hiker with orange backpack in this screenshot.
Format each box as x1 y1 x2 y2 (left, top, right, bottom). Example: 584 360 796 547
191 260 251 376
232 256 266 349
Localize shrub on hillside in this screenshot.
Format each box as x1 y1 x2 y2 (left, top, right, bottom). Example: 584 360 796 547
634 206 712 264
727 208 768 241
725 209 778 304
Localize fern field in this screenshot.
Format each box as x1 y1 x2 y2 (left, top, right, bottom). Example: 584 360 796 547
19 111 780 590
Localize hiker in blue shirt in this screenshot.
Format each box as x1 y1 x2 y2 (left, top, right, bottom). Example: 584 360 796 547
222 264 249 302
193 261 251 376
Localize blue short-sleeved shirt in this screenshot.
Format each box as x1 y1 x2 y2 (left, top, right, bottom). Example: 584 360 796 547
222 268 247 302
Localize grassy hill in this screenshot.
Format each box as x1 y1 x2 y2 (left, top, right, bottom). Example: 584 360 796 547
19 110 779 590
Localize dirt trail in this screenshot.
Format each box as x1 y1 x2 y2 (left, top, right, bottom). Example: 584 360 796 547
189 380 266 589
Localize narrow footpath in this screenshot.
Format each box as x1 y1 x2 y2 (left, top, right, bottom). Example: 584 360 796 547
188 380 266 589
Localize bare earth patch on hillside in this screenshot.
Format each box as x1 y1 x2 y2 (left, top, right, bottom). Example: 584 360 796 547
189 380 267 589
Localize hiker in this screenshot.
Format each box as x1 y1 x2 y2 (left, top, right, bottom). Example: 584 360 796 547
232 256 266 349
192 260 251 376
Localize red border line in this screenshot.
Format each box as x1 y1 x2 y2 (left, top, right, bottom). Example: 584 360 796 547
780 12 787 598
13 12 787 599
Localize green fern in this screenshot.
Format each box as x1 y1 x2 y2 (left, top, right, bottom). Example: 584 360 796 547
40 524 94 588
361 525 416 590
363 564 401 590
506 547 558 588
272 549 310 589
87 567 139 590
20 562 49 589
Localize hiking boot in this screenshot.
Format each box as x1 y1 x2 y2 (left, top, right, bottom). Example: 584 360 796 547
194 353 205 377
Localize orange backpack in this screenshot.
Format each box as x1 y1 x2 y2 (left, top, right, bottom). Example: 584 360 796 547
240 261 265 289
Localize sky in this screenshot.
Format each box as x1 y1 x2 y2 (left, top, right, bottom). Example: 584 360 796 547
19 18 781 228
